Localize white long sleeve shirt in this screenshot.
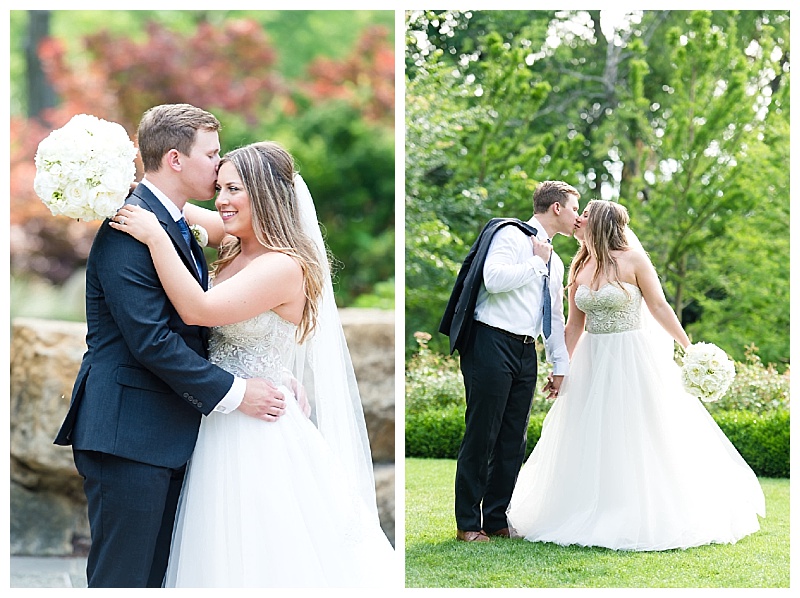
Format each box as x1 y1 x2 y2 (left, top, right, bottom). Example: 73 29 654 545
473 216 569 376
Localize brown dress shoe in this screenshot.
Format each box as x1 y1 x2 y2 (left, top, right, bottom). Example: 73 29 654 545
485 527 521 538
456 529 490 542
485 527 511 537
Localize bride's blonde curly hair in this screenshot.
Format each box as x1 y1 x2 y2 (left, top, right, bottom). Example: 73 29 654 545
212 141 326 343
568 199 630 291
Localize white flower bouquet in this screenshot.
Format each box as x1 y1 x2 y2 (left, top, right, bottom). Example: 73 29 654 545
33 114 137 221
680 342 736 402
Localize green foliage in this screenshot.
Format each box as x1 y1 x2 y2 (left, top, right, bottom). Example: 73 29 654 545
405 333 466 415
275 102 395 305
405 334 562 459
12 10 394 309
351 278 395 310
682 108 790 367
10 272 86 322
404 32 587 353
406 405 465 459
703 346 790 414
712 410 789 478
406 9 790 368
11 10 394 118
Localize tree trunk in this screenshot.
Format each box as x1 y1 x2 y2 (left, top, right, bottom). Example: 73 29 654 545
25 10 57 119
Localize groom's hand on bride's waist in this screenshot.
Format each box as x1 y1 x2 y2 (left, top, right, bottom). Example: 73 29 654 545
238 378 286 422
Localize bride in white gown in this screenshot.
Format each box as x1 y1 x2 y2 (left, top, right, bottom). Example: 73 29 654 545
506 199 765 551
112 141 396 586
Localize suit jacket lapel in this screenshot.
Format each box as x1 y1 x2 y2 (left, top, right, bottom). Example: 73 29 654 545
130 186 204 285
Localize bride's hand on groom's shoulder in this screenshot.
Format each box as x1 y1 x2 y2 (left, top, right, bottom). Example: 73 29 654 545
110 204 163 246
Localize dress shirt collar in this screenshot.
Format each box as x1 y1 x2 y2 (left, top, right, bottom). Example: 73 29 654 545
139 178 183 222
526 215 550 242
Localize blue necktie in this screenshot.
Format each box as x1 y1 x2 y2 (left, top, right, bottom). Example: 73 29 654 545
542 238 552 339
177 217 199 275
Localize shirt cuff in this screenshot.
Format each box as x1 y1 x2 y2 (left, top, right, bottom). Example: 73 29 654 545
529 255 548 275
213 376 246 413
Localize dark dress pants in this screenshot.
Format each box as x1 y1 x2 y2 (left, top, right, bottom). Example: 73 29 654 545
74 449 186 588
455 323 538 533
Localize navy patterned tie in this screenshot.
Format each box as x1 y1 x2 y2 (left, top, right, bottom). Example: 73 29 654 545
177 217 199 275
542 238 552 339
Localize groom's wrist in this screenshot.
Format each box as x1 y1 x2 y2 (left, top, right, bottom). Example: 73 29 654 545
214 376 246 413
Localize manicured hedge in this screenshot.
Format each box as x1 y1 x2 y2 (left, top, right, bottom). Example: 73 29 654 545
712 409 790 478
405 406 789 478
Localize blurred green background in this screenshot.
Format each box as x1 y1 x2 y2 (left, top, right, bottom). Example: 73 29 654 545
10 9 395 320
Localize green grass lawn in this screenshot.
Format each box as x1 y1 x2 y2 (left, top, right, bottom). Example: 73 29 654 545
404 458 790 588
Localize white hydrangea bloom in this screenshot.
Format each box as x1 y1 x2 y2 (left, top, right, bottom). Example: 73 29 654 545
33 114 138 221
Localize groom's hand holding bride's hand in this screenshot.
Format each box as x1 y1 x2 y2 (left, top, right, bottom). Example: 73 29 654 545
543 374 563 400
239 378 286 422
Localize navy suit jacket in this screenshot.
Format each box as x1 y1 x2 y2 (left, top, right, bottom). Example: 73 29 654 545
54 185 234 469
439 218 539 355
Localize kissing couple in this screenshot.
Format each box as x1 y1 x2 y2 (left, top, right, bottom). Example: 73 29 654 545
54 103 396 587
442 181 765 550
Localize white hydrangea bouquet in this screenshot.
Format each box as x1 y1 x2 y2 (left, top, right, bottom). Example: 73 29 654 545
33 114 137 221
680 342 736 402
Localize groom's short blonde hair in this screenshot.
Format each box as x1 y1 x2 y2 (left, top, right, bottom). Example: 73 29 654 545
533 180 580 214
137 104 220 173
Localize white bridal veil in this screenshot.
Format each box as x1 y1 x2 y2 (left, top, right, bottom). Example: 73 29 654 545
292 174 380 522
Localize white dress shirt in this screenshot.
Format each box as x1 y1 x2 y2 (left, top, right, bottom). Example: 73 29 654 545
138 178 245 413
473 216 569 376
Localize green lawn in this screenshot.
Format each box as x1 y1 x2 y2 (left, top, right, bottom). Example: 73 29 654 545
404 458 790 588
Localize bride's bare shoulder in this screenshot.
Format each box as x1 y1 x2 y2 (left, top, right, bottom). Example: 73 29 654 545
617 247 648 265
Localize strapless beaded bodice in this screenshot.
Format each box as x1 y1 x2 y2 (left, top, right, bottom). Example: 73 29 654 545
575 281 643 334
208 310 297 384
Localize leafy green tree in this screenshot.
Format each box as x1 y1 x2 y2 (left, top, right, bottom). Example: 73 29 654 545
406 9 789 366
684 90 790 366
269 102 395 305
405 25 587 353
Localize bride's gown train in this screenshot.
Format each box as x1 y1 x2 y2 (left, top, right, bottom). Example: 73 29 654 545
507 282 765 551
164 309 395 587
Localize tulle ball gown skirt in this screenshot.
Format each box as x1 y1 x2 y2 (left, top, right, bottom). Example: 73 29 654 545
163 387 396 587
507 329 765 551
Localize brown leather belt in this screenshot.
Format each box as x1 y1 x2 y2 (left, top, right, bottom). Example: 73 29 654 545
476 320 536 344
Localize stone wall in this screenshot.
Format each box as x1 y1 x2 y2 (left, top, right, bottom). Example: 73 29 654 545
10 310 396 554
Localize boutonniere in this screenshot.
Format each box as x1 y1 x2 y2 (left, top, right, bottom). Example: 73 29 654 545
189 223 208 248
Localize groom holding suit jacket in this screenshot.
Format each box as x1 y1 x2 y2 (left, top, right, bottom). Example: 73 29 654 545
54 104 285 587
441 181 580 542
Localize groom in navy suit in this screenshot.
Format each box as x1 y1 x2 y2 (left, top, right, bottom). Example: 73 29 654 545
54 104 286 587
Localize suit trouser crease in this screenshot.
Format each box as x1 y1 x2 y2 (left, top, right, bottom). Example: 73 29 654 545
455 324 538 532
74 449 185 588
